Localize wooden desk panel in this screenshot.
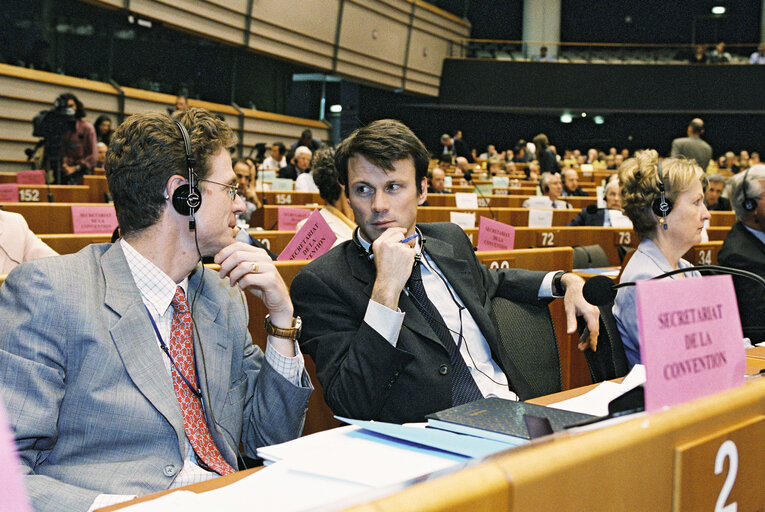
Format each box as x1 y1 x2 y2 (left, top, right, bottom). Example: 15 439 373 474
259 190 323 206
38 234 111 254
14 185 90 203
2 202 76 233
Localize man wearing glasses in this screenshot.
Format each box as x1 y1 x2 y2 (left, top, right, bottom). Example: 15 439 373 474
0 108 312 512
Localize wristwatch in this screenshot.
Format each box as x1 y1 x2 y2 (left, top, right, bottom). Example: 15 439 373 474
264 314 302 340
552 271 569 297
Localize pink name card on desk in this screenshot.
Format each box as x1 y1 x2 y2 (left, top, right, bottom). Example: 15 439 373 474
278 209 336 261
0 400 32 512
277 206 312 231
71 205 118 234
16 170 46 185
636 275 745 412
0 184 19 202
477 216 515 251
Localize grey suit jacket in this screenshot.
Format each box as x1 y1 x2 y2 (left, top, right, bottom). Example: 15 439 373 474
670 136 713 171
291 222 547 424
0 243 311 512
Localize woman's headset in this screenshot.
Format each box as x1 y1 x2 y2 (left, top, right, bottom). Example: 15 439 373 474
651 160 672 230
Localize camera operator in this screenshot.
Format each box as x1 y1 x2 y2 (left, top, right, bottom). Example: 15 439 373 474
33 93 97 185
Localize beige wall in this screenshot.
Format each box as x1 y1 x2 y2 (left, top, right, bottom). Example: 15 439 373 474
86 0 470 97
0 63 328 173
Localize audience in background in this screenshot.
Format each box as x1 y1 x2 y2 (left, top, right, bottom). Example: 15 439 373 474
290 129 322 153
707 42 731 63
93 114 113 145
261 142 287 169
561 168 588 196
523 172 571 209
750 43 765 64
427 167 447 193
533 133 560 175
614 151 709 368
96 141 107 168
279 145 311 180
704 173 731 211
0 210 58 274
233 158 261 225
568 179 622 227
56 92 98 185
295 147 355 248
671 118 713 171
718 164 765 343
536 46 554 62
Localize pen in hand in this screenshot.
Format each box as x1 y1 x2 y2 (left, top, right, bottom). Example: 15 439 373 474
367 232 420 260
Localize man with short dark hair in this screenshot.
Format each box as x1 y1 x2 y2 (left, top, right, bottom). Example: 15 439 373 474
704 174 731 211
671 118 713 171
0 108 311 511
561 168 588 197
290 128 322 153
718 164 765 343
291 119 599 424
261 142 287 169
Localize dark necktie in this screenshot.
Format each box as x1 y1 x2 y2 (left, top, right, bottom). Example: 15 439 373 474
407 262 483 406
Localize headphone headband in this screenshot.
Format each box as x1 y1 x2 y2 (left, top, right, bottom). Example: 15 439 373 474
171 119 201 228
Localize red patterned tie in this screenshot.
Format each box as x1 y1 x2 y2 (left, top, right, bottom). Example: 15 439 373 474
169 287 235 476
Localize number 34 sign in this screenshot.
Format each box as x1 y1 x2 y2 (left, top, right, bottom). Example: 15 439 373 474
673 416 765 511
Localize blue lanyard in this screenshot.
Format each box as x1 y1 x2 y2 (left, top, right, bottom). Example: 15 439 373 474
144 304 202 398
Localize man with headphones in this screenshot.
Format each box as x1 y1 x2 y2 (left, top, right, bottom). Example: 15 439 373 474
522 172 572 209
0 108 311 511
718 164 765 343
291 119 599 424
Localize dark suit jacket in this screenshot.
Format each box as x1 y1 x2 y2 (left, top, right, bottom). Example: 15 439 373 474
453 138 473 162
278 164 299 180
568 206 605 227
707 196 731 211
291 222 547 423
718 222 765 343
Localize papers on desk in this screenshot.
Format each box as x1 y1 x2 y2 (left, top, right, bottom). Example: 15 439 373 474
548 364 646 417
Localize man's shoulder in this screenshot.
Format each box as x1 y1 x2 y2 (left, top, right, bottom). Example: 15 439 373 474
296 240 354 278
5 243 112 290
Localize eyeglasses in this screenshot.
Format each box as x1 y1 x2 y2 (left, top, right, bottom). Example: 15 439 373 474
196 176 238 201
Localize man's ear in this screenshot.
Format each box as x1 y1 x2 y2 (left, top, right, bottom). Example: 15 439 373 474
165 174 188 201
417 177 428 205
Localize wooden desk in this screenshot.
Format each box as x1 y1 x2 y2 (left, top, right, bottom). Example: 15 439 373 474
99 373 765 512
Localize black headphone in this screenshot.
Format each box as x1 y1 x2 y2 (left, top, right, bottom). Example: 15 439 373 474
741 167 757 212
651 160 672 230
171 120 202 229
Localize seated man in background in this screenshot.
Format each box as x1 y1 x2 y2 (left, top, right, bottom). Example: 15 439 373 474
295 147 355 248
96 141 107 168
0 210 58 273
0 108 311 512
561 168 588 197
718 164 765 343
290 119 599 424
704 173 731 211
523 172 572 209
290 129 322 153
261 142 286 169
427 167 448 193
568 179 622 227
278 145 311 181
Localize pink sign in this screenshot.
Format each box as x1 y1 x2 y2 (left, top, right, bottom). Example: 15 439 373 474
16 170 46 185
277 206 312 231
636 275 745 412
71 205 119 234
0 184 19 202
277 209 337 261
477 216 515 251
0 400 33 512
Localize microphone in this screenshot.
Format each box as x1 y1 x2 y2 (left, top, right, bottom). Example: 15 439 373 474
463 169 496 220
583 265 765 307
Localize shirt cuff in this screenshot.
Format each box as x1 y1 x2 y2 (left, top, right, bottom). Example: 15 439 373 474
539 271 558 298
88 494 137 512
265 340 305 387
364 299 405 347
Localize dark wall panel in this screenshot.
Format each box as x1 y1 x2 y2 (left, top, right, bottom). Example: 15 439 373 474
439 59 765 114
